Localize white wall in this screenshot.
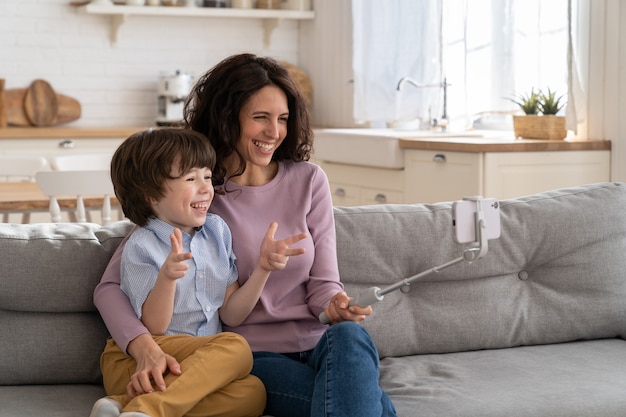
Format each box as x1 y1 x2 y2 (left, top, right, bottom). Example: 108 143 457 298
299 0 359 128
0 0 300 127
1 0 623 183
586 0 625 182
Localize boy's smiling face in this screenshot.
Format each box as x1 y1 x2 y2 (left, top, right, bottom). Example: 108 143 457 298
151 161 214 235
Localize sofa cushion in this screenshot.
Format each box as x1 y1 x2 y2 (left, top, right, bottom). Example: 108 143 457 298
0 384 105 417
334 182 626 357
380 338 626 417
0 221 133 313
0 221 133 385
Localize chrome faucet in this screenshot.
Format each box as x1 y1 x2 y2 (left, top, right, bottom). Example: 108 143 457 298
396 76 450 131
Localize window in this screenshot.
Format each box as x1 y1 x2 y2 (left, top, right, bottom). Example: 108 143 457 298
352 0 569 131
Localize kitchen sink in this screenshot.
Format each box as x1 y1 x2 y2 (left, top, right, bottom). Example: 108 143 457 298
312 128 486 169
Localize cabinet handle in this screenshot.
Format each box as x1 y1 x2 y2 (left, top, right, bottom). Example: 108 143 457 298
58 140 75 149
374 193 387 203
433 154 446 163
334 187 346 197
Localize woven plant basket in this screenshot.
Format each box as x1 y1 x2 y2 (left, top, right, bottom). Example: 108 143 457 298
513 115 567 140
280 61 313 108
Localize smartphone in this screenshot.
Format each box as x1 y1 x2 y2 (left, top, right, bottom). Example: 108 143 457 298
452 197 501 244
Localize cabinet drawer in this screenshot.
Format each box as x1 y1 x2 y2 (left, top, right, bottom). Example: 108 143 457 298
0 138 124 156
360 188 404 205
483 150 611 199
0 138 123 172
328 182 403 206
328 182 361 206
404 150 482 203
317 161 404 192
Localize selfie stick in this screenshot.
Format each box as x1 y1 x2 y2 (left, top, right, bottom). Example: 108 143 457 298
319 197 491 324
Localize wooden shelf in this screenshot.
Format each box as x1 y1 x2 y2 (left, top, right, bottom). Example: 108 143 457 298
75 3 315 45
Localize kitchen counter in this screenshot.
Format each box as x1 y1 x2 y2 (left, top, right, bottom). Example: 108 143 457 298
313 128 611 170
398 136 611 152
312 128 612 205
0 127 151 164
0 127 148 139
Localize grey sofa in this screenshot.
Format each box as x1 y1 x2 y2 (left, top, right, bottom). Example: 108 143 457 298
1 182 626 417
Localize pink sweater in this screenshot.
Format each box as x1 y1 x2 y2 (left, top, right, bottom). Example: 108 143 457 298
94 161 343 353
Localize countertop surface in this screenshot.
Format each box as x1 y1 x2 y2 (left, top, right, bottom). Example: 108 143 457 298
0 126 148 139
314 128 611 153
0 127 612 153
397 136 611 152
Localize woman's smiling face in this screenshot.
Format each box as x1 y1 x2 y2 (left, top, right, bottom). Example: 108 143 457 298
236 85 289 168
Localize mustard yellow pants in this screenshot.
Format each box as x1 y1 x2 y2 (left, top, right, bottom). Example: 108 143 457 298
100 332 266 417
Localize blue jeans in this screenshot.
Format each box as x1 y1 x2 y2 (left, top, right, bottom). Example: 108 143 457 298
251 322 397 417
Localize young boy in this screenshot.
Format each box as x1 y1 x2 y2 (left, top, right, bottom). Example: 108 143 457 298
90 128 306 417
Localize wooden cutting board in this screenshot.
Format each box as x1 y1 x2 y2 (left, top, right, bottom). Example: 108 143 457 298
24 79 59 126
5 87 81 127
0 79 7 128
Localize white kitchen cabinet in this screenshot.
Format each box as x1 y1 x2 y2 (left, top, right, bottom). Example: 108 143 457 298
482 151 611 199
0 138 124 158
404 149 611 203
0 138 124 173
0 127 143 174
314 160 404 207
403 150 483 203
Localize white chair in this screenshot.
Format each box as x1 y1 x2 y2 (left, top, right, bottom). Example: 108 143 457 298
0 155 50 223
35 170 116 225
49 153 113 171
47 152 122 223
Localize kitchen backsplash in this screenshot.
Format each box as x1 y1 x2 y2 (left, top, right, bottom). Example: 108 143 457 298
0 0 299 127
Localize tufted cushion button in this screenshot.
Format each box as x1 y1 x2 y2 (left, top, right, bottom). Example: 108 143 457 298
518 270 529 281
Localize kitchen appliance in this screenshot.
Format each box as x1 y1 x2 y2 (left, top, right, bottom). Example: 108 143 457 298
156 70 194 126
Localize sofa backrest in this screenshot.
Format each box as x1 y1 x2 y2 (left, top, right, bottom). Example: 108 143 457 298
335 182 626 358
1 183 625 384
0 221 133 385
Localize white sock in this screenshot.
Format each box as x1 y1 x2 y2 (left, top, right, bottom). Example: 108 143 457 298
89 397 122 417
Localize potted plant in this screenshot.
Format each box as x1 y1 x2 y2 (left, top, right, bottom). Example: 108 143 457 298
511 88 567 140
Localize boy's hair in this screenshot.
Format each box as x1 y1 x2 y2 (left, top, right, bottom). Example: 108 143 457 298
111 128 216 226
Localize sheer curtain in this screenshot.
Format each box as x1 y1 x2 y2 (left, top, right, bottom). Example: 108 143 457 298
352 0 570 132
351 0 442 127
566 0 586 134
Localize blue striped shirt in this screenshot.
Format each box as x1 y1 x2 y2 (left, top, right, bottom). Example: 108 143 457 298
120 215 237 336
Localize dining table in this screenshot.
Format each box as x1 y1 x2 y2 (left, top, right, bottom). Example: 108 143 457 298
0 181 120 223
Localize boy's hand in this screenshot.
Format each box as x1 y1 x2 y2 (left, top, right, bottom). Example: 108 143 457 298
259 222 306 272
162 228 193 281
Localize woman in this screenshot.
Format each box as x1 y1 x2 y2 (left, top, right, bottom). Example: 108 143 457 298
94 53 397 417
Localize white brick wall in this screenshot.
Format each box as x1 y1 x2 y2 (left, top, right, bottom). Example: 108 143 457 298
0 0 300 127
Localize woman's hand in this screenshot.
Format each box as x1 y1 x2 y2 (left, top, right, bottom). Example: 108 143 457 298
323 291 373 324
126 333 182 398
219 222 307 327
259 222 306 272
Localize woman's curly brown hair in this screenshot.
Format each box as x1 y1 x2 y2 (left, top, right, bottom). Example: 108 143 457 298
183 53 313 188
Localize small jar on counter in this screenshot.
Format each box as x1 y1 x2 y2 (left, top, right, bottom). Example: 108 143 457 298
256 0 280 9
231 0 254 8
203 0 228 6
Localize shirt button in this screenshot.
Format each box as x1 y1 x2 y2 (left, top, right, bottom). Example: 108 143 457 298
198 274 204 279
206 306 211 312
